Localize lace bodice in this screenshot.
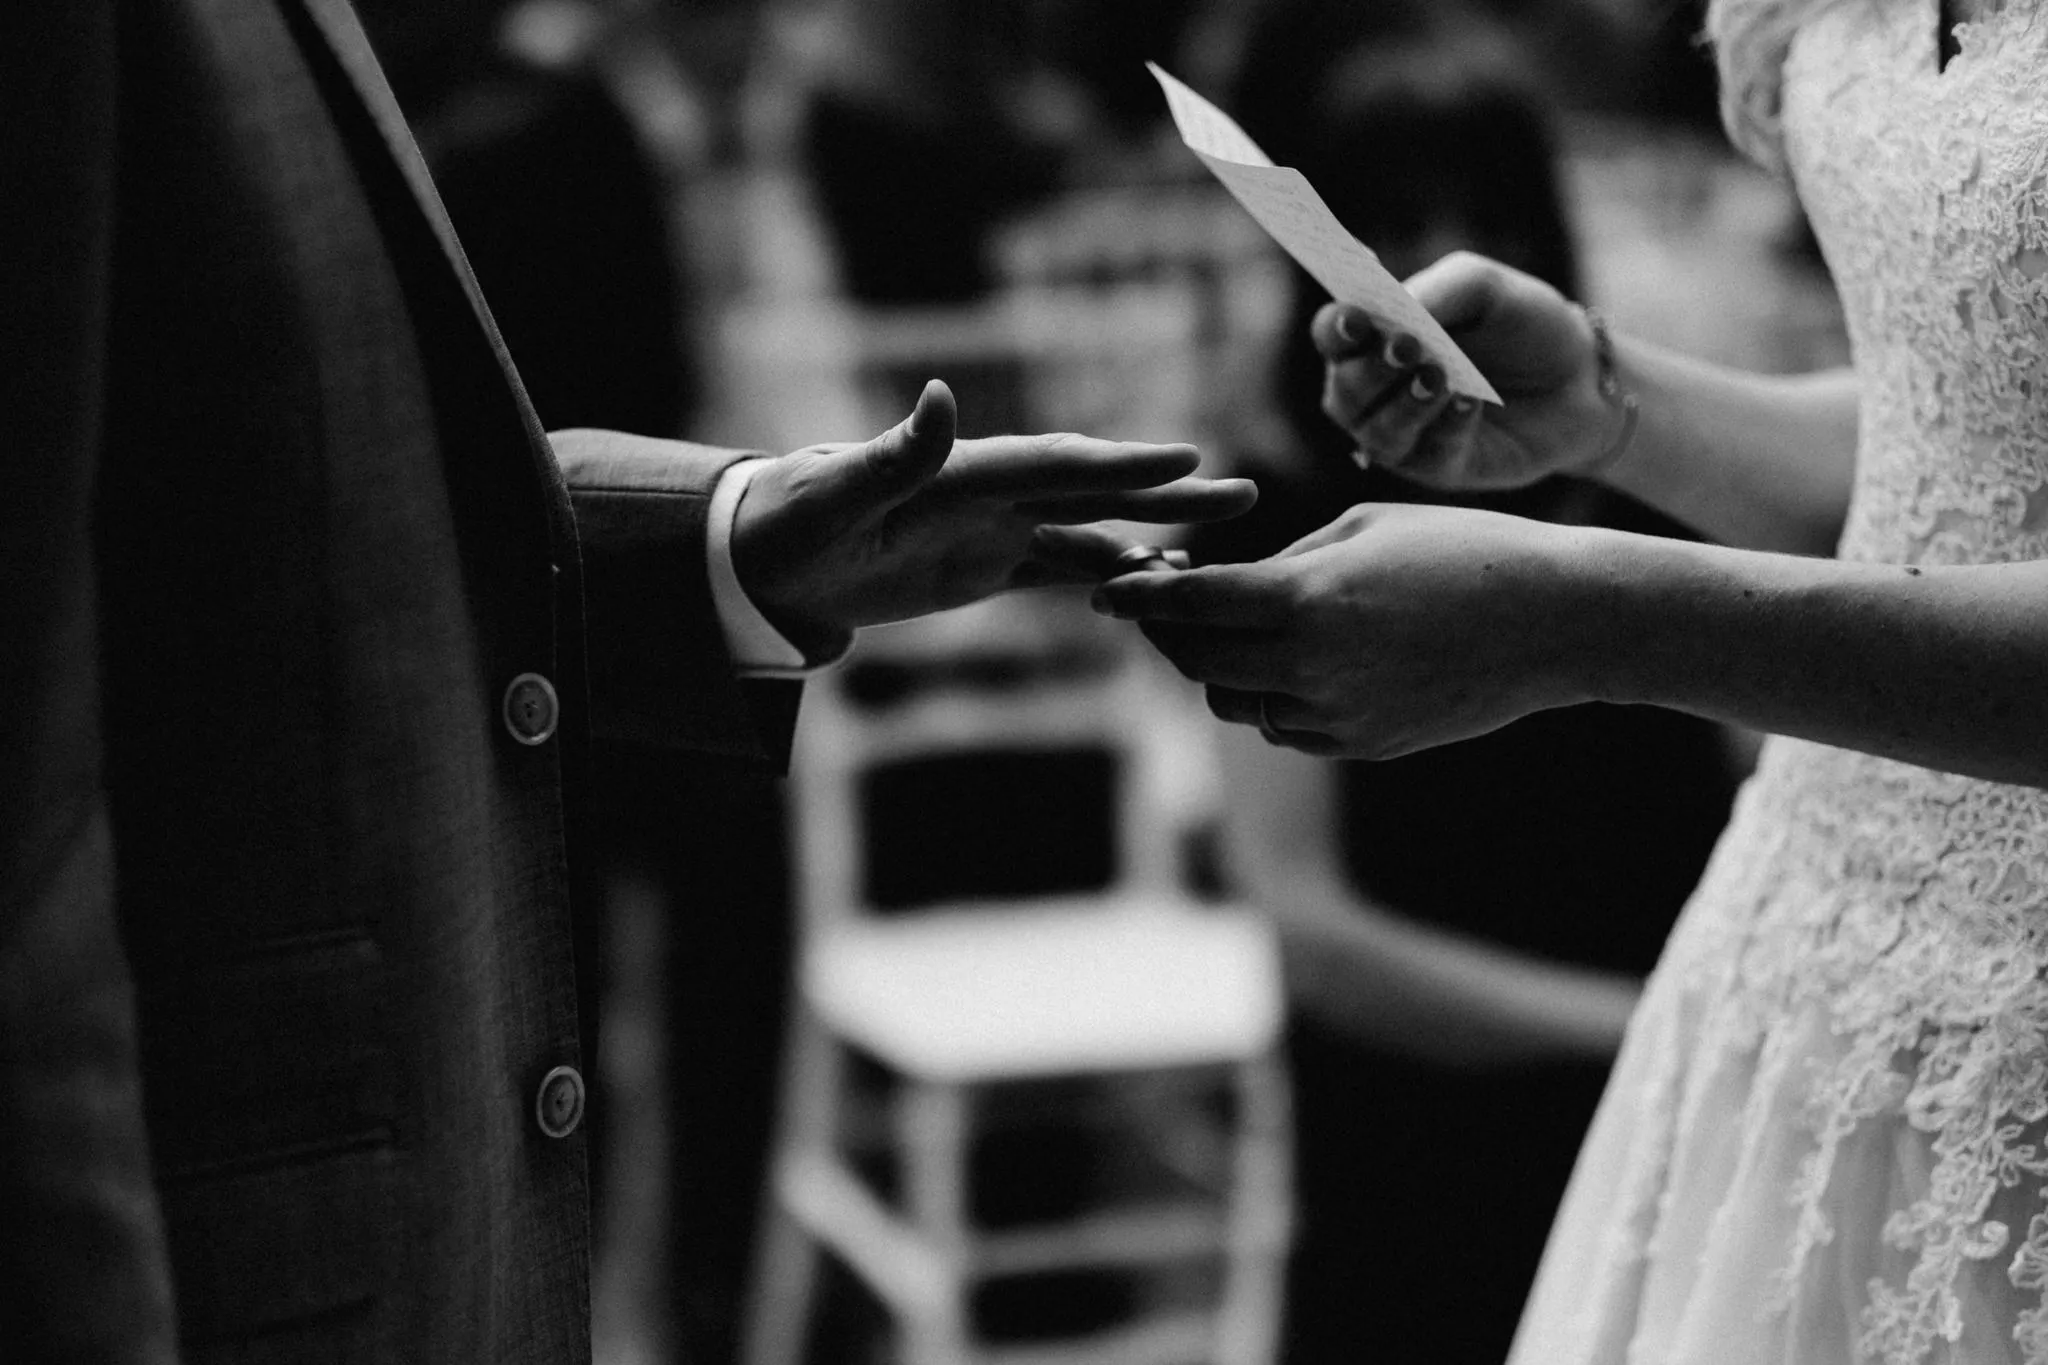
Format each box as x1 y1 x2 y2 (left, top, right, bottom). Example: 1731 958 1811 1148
1785 0 2048 567
1667 4 2048 1359
1511 7 2048 1364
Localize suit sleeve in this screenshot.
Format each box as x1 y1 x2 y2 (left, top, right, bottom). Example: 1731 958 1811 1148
551 428 805 771
1 2 182 1360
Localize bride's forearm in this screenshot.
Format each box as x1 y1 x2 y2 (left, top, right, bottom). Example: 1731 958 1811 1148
1598 335 1859 556
1581 532 2048 787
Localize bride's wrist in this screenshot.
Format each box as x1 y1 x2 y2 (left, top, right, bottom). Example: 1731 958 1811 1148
1564 526 1789 719
1574 307 1641 480
1548 523 1667 708
1555 306 1644 483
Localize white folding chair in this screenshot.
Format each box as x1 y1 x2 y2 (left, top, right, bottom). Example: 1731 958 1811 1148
744 600 1291 1365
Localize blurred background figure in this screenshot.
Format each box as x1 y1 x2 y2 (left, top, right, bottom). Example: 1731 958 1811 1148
771 0 1230 438
782 0 1056 436
792 0 1217 308
362 0 703 435
1189 17 1743 1365
796 0 1054 307
350 3 1847 1363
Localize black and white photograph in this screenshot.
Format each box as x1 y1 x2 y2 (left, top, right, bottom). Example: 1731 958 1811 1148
7 1 2046 1363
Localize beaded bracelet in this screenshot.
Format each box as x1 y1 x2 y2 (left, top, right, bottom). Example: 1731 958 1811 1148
1580 305 1640 477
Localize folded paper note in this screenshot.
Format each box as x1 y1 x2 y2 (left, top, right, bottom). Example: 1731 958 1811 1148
1148 63 1500 404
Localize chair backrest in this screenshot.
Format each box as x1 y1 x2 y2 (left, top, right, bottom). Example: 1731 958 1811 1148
788 597 1196 935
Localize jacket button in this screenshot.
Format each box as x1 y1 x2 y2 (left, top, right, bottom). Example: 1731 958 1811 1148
502 672 558 745
535 1065 585 1139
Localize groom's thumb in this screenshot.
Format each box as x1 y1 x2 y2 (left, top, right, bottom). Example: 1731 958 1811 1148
853 379 956 511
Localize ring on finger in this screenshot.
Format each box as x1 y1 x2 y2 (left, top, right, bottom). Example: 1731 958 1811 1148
1114 544 1177 574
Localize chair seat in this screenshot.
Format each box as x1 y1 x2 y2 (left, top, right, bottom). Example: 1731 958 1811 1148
804 899 1283 1082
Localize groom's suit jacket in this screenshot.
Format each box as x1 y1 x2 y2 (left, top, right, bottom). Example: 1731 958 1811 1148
3 0 798 1359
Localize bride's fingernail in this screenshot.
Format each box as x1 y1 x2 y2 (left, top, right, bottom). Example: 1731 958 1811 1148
1450 396 1478 415
1385 334 1423 368
1335 310 1367 346
1409 366 1443 400
1350 447 1372 471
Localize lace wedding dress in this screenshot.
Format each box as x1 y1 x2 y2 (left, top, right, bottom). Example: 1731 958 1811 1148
1507 4 2048 1362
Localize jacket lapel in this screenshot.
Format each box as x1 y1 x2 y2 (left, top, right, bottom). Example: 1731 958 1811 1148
274 0 580 547
285 0 507 353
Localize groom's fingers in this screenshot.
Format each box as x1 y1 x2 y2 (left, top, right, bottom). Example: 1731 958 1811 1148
827 378 958 516
1020 478 1258 524
936 434 1203 497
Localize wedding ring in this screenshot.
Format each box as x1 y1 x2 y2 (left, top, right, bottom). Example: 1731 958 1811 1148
1115 544 1176 573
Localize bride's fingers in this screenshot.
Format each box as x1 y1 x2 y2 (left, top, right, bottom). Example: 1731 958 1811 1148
1320 319 1425 435
1208 686 1343 753
1322 358 1408 443
1205 686 1266 726
1395 399 1493 487
1354 363 1455 468
1268 727 1344 755
1310 302 1378 361
1092 562 1284 626
1137 621 1290 691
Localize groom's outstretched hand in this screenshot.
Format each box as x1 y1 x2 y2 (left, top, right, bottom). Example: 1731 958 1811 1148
732 379 1257 659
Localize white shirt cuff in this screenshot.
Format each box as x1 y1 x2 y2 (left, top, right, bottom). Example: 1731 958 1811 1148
707 457 846 677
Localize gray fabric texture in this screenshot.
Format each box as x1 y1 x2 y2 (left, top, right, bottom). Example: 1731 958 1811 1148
1 0 789 1358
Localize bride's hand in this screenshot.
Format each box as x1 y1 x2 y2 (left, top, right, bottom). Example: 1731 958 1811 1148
1092 502 1606 759
1320 252 1624 489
